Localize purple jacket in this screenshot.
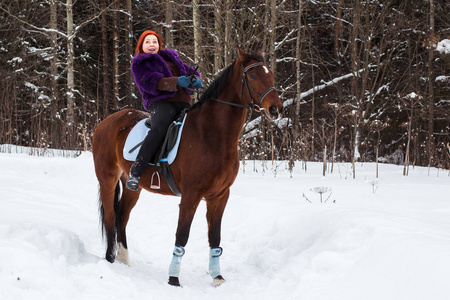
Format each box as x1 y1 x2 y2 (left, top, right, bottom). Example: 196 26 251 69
131 49 199 110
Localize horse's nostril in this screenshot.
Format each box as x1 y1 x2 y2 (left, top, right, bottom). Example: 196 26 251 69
269 105 279 116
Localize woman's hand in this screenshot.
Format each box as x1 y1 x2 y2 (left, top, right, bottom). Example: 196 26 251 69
191 77 203 89
177 76 203 89
176 76 191 88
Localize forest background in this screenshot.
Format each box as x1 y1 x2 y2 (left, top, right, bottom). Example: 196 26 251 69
1 0 449 169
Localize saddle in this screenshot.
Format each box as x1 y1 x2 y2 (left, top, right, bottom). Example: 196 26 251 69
123 109 188 196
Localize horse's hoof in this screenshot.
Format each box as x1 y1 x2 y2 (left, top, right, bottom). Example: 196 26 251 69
116 243 130 266
212 275 225 287
168 276 181 287
106 254 115 263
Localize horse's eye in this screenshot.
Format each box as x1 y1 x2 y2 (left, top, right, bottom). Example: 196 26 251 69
248 73 256 79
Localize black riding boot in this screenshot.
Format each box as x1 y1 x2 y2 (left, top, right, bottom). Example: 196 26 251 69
126 173 140 191
126 134 161 191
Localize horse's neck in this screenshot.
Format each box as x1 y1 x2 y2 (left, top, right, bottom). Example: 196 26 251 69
192 66 248 152
196 99 247 151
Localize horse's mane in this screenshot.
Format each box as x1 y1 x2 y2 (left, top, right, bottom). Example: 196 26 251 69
191 52 264 109
192 61 235 108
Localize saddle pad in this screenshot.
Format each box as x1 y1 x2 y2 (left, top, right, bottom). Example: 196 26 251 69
123 114 187 165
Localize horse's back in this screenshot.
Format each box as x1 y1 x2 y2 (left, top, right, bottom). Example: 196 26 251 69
92 109 148 172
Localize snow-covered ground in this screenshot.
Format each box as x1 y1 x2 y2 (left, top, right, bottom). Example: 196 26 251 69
1 151 450 300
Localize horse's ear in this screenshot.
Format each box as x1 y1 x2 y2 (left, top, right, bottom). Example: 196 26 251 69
236 45 249 60
254 48 265 62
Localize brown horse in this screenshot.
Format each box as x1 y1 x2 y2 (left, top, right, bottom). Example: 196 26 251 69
92 48 282 287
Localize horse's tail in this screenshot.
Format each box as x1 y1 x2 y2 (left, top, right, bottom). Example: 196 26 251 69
98 180 121 242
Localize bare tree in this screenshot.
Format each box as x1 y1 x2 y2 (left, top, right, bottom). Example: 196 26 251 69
125 0 134 105
334 0 343 63
294 0 303 129
268 0 277 75
213 0 223 74
427 0 436 167
101 0 111 118
112 0 120 109
224 0 233 67
193 0 202 67
165 0 174 48
49 0 60 147
400 93 422 176
66 0 76 147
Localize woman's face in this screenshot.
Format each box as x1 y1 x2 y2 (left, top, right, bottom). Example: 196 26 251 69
142 35 160 54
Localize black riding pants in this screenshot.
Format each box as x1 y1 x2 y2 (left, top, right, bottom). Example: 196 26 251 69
130 101 190 177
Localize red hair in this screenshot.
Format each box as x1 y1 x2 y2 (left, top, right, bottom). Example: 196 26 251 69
134 30 165 56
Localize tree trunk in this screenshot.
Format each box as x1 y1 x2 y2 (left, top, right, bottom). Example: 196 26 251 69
224 0 233 67
262 0 270 52
351 0 360 174
269 0 277 75
66 0 76 149
125 0 134 106
213 0 222 74
427 0 435 166
331 111 337 173
404 105 413 176
334 0 343 63
310 42 315 160
101 0 111 118
351 0 359 100
376 147 379 178
193 0 202 66
165 0 173 48
112 0 120 109
294 0 303 129
49 0 60 148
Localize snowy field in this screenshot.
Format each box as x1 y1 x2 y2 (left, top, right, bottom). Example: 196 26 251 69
1 150 450 300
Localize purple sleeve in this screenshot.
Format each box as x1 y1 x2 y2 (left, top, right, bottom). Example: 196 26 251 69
131 62 165 96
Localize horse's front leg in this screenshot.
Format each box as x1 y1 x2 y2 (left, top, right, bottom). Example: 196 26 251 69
205 189 229 286
168 193 202 287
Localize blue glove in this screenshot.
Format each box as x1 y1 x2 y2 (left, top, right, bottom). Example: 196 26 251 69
177 76 190 88
191 77 203 89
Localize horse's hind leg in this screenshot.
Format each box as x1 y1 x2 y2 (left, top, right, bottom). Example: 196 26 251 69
99 176 121 263
116 174 141 265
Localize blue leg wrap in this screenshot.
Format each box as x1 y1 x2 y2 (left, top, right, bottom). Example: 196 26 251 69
209 247 223 279
169 245 185 277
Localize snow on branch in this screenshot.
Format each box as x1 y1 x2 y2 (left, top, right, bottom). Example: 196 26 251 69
274 28 298 51
0 4 68 38
283 65 375 109
436 39 450 55
243 65 376 134
0 2 112 40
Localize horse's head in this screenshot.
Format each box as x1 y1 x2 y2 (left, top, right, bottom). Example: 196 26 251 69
237 48 283 121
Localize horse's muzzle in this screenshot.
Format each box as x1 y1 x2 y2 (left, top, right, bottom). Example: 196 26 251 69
268 105 283 122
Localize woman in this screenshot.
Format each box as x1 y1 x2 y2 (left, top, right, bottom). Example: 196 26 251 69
126 30 202 191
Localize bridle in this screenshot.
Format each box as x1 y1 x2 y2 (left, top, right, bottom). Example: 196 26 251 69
212 62 277 114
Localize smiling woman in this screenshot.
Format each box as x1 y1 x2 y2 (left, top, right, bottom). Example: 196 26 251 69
126 30 203 191
134 30 165 56
142 35 160 54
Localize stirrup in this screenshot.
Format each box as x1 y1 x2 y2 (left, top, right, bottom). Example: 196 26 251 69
150 171 161 189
